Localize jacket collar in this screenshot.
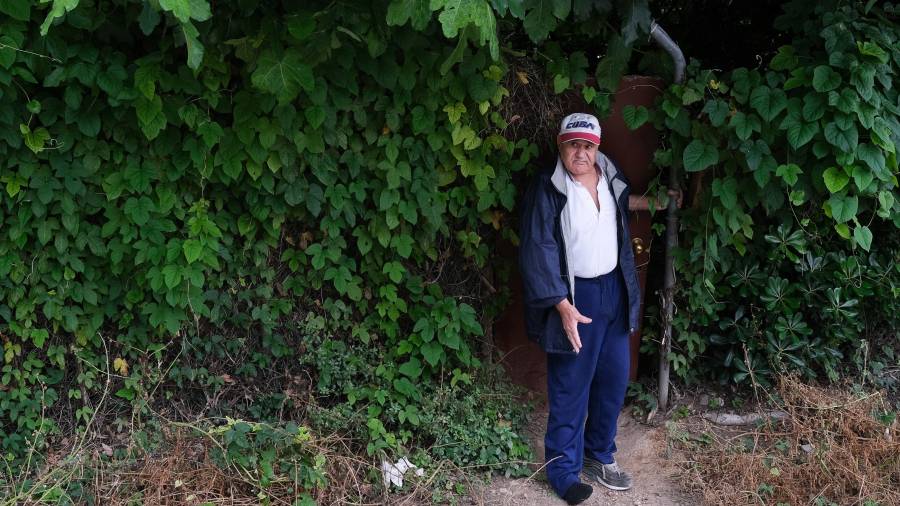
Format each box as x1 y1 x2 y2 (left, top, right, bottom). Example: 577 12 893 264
550 153 627 202
550 157 569 194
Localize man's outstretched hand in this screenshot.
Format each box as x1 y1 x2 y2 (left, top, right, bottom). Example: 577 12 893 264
555 298 592 353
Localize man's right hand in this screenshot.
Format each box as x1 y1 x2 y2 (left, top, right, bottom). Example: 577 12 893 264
555 298 592 353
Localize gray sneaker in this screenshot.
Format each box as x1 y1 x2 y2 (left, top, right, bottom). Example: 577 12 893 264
583 457 633 491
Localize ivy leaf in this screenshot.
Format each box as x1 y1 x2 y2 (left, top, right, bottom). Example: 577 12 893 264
802 93 826 122
769 45 798 71
398 357 422 378
138 3 161 34
391 234 414 258
828 194 858 223
619 0 651 46
749 86 787 122
776 163 802 187
183 239 203 263
97 64 128 97
182 21 204 70
857 41 889 64
0 36 17 69
443 103 466 124
40 0 80 35
812 65 841 92
158 0 190 23
712 177 738 210
124 196 155 226
134 65 158 99
421 341 444 366
0 0 31 21
135 95 166 140
304 106 326 129
22 126 50 154
197 121 224 148
622 105 649 130
433 0 499 58
850 64 876 101
162 264 183 289
729 112 760 141
682 139 719 172
146 303 185 335
582 86 597 104
124 161 154 194
392 377 420 401
553 74 570 94
251 49 314 104
433 0 485 37
439 329 461 350
702 99 730 127
386 0 432 30
742 140 770 171
878 191 895 217
822 167 849 193
787 120 818 150
823 121 858 153
851 165 874 193
853 225 873 251
382 261 406 283
523 0 558 42
856 143 886 178
595 35 630 91
828 88 858 115
681 88 703 106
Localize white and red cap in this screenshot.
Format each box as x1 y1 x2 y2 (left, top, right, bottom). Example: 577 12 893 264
557 112 601 145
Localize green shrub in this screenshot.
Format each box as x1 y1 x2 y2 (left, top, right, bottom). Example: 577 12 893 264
0 0 543 466
641 0 900 385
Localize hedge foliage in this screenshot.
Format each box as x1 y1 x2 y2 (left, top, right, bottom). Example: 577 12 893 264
637 1 900 386
1 0 898 489
0 0 516 466
0 0 658 473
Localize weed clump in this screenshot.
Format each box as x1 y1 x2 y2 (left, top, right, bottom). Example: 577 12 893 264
672 376 899 505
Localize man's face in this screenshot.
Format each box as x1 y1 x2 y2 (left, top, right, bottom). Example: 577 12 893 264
559 139 599 176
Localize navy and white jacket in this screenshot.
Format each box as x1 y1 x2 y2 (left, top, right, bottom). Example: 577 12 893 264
518 153 642 354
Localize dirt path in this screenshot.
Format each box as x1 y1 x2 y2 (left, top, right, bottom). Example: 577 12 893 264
472 408 698 506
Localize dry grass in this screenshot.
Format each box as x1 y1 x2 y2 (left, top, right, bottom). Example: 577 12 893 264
671 376 900 506
6 424 436 506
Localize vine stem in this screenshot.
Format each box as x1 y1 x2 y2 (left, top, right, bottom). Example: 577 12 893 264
0 42 62 63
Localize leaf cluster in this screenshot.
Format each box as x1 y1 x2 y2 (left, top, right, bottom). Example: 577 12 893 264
638 0 900 385
0 0 531 467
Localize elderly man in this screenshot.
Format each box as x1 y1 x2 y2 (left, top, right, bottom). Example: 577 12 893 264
519 112 661 504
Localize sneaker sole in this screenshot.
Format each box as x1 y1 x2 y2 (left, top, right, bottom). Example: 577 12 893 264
583 462 633 491
593 478 632 491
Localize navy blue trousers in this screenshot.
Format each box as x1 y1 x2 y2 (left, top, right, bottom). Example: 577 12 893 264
544 270 630 497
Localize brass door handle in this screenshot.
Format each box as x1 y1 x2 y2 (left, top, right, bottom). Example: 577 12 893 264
632 237 646 255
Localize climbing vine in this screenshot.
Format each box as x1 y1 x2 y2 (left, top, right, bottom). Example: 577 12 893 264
0 0 656 474
3 0 896 493
637 1 900 385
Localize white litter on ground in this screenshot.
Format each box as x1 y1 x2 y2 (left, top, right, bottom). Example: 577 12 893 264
381 456 424 488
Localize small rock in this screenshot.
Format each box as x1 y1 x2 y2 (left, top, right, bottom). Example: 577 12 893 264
699 394 709 407
800 443 814 453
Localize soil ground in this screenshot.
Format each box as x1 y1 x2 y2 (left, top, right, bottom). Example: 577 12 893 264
471 407 698 506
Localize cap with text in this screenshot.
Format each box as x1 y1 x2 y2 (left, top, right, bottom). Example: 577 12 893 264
557 112 601 145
